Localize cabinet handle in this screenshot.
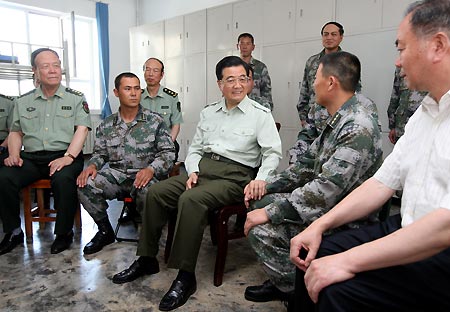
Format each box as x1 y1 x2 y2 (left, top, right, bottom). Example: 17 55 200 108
299 82 301 89
300 9 303 17
227 23 230 31
186 86 189 92
142 41 144 47
147 40 150 46
288 81 291 88
235 22 238 29
289 11 292 19
179 33 182 40
186 32 189 38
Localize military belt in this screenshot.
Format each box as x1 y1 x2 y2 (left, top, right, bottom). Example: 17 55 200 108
202 152 253 170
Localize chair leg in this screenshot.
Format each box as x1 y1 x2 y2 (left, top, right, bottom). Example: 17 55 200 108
23 187 33 240
214 214 230 287
37 188 46 230
74 202 82 230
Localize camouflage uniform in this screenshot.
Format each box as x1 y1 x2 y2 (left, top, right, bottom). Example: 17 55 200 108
78 105 175 222
248 57 273 111
289 93 379 164
387 67 427 141
248 95 383 292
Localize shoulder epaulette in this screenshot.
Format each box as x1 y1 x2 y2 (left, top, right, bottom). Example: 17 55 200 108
65 87 84 97
204 100 221 108
251 101 270 113
18 89 35 98
163 88 178 98
0 93 14 101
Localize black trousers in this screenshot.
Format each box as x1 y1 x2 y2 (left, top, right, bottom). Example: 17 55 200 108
0 151 83 234
294 214 450 312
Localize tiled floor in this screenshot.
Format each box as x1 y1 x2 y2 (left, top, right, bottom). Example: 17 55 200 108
0 198 287 312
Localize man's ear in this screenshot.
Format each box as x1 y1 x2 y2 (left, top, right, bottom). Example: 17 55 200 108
113 88 119 97
328 76 337 90
430 32 450 64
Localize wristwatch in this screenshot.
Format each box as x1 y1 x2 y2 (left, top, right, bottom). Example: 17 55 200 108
0 146 6 154
64 152 76 160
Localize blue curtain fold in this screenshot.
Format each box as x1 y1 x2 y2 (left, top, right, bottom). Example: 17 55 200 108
96 2 112 119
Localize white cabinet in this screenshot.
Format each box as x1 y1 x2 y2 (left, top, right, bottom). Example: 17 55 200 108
336 0 382 34
164 57 184 104
207 4 234 52
165 16 184 58
232 0 263 44
296 0 334 40
183 53 207 124
129 22 164 84
206 50 232 104
263 0 295 44
382 0 414 29
185 10 206 55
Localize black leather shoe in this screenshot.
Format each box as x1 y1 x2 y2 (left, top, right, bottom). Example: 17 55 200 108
0 231 24 255
84 219 115 255
245 280 290 302
112 258 159 284
50 230 74 254
159 278 197 311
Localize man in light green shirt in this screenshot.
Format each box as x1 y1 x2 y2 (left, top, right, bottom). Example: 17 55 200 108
141 58 183 160
112 56 282 311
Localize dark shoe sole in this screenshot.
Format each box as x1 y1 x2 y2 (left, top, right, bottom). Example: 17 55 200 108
159 284 197 311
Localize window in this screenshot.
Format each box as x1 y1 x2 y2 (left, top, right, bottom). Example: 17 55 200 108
0 2 100 111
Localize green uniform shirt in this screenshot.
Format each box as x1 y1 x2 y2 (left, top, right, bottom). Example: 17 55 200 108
0 94 14 141
140 85 183 129
11 84 92 152
248 57 273 111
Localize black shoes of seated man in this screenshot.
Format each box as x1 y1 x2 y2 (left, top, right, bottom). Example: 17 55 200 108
245 279 291 302
159 275 197 311
112 257 160 284
50 230 74 254
83 219 115 255
0 231 24 255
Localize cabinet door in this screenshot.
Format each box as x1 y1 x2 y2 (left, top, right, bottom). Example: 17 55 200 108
183 53 206 124
336 0 382 34
207 4 233 52
165 16 184 58
296 0 334 40
164 57 184 105
130 26 147 84
232 0 263 44
185 10 206 55
382 0 414 28
263 0 295 45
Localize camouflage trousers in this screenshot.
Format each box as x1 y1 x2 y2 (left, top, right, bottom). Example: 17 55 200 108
78 168 158 222
248 193 305 293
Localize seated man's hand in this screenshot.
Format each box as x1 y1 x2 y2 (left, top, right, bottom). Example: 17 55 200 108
4 154 22 167
77 164 97 187
186 172 199 190
289 224 322 272
134 167 154 189
49 156 73 176
244 180 267 208
244 208 269 236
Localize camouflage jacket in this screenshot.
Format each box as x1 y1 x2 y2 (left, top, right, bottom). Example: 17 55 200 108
248 57 273 111
88 105 175 182
387 67 427 139
266 95 383 227
290 93 379 164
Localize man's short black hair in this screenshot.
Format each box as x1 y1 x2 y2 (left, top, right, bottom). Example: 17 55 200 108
237 33 255 44
321 21 344 36
215 56 249 81
30 48 59 67
319 51 360 93
114 72 140 90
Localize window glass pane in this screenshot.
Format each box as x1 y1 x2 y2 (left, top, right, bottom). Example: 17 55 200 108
0 79 19 96
0 8 27 43
28 13 61 48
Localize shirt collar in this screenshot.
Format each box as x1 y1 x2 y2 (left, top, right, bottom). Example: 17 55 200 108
216 95 250 114
34 84 65 100
421 90 450 118
142 85 164 99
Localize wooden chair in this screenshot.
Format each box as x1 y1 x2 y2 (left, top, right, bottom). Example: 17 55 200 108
165 122 282 286
22 179 82 240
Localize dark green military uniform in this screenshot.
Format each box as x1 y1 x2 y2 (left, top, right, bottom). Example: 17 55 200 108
0 85 91 234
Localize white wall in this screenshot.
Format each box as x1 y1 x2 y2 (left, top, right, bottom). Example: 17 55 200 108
138 0 239 24
4 0 137 113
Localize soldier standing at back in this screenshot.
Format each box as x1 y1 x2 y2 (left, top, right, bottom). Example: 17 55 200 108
387 66 427 144
0 48 91 255
238 32 273 111
77 72 175 256
141 58 183 161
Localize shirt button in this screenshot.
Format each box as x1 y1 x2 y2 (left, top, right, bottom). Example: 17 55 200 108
45 128 48 131
46 114 50 117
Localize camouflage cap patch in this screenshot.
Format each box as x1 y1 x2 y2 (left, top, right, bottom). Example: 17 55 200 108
82 101 90 114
